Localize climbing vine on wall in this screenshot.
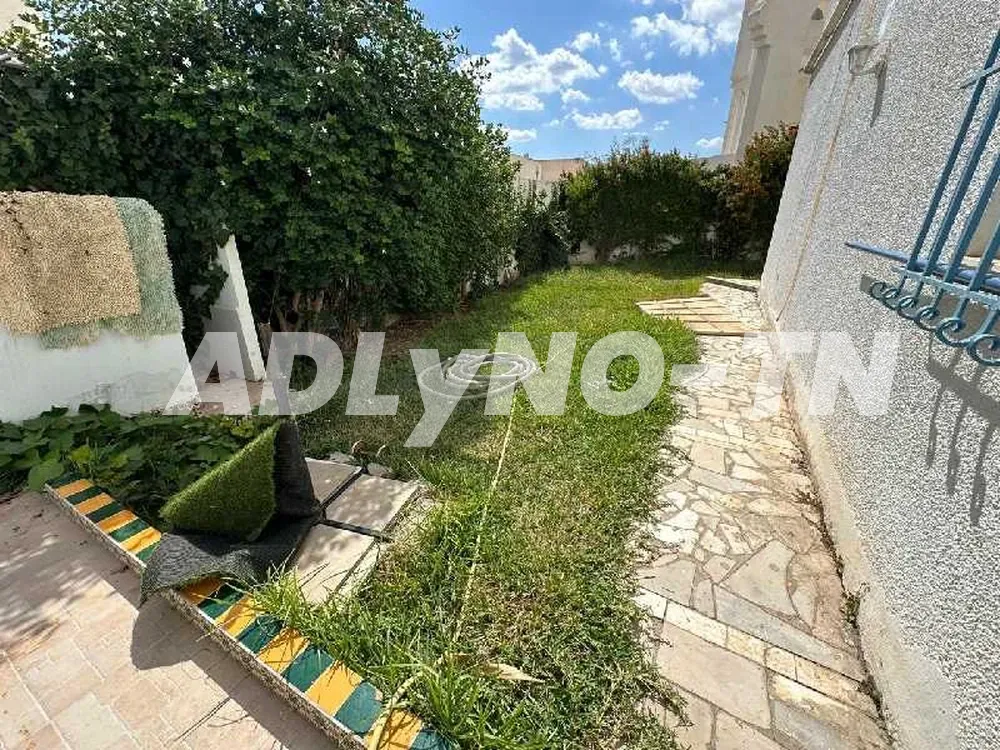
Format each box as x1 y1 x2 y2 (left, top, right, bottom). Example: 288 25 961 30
0 0 517 348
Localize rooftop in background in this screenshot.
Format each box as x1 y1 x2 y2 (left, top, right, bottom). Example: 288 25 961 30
513 154 586 193
0 0 23 29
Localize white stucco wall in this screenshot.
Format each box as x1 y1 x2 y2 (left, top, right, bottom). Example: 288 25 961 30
0 0 24 29
0 330 198 422
760 2 1000 748
723 0 831 156
202 236 266 381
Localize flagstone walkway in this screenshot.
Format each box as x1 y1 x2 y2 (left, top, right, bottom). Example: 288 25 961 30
639 282 892 750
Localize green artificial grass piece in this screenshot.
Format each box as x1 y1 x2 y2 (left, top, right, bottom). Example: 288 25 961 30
160 423 279 542
40 197 184 349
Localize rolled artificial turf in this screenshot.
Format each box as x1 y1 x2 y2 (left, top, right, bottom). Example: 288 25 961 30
142 422 321 598
160 423 279 542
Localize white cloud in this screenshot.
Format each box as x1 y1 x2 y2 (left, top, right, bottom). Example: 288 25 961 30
561 88 591 104
686 0 744 44
644 50 655 60
653 120 670 131
630 0 743 55
696 135 724 152
482 92 545 111
545 118 563 127
608 38 623 62
618 70 703 104
504 127 539 143
482 29 602 100
571 31 601 53
598 64 609 74
570 109 643 130
631 14 712 56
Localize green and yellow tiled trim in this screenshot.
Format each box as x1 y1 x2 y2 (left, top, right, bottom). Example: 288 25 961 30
45 474 448 750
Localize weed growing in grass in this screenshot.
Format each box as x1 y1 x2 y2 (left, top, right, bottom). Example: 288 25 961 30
257 264 709 748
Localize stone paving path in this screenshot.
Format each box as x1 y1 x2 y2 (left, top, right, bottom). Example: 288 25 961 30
638 283 891 750
638 296 749 336
0 491 331 750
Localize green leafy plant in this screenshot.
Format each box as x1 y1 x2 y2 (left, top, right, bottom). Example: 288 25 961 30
562 143 719 262
713 123 799 268
559 127 798 273
513 186 570 276
0 0 518 348
0 406 271 519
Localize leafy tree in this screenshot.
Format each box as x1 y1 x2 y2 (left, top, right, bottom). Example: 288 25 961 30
513 185 570 276
560 128 798 271
714 123 798 267
0 0 516 347
562 143 718 262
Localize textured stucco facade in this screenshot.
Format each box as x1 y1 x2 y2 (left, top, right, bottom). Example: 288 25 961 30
760 2 1000 749
512 154 586 194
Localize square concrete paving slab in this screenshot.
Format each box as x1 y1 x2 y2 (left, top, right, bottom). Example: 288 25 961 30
305 458 359 503
293 525 376 604
324 475 419 533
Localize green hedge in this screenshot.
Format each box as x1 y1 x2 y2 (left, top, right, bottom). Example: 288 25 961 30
513 186 571 276
563 145 718 262
561 127 798 270
0 0 517 348
713 124 799 267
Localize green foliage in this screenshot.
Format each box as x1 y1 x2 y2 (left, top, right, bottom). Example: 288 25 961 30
0 406 270 519
562 144 718 262
713 123 798 268
160 422 278 541
513 187 570 276
560 127 798 272
0 0 517 347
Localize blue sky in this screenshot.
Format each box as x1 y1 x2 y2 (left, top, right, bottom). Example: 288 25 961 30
411 0 742 159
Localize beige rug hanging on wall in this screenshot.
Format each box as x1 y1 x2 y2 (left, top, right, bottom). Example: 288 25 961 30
0 191 141 334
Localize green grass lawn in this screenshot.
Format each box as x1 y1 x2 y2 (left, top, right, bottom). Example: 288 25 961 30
256 261 710 749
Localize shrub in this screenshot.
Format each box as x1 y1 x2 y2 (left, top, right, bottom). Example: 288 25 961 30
714 123 798 268
513 186 570 276
559 127 798 272
0 0 517 348
562 143 719 262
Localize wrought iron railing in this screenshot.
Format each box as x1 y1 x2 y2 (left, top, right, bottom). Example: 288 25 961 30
849 29 1000 366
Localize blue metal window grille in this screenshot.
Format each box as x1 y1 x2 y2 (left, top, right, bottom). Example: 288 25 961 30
849 29 1000 366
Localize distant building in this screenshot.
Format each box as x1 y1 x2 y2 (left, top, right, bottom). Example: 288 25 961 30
0 0 24 29
512 155 586 194
722 0 831 157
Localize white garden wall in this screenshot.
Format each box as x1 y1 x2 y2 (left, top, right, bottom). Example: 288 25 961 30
0 330 197 422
